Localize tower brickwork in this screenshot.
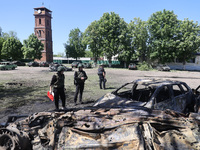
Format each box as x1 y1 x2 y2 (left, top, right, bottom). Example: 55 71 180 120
34 7 53 62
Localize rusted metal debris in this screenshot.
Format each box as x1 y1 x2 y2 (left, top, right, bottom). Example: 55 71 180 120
0 108 200 149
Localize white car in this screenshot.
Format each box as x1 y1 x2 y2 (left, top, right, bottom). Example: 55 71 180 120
157 64 170 71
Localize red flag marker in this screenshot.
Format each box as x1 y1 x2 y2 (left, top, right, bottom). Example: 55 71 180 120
47 91 54 101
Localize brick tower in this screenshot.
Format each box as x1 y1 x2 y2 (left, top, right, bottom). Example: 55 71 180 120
34 7 53 62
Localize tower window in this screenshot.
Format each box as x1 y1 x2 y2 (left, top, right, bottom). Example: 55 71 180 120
38 30 41 37
39 18 41 24
48 31 50 37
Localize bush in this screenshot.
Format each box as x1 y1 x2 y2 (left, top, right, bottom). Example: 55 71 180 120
137 61 153 71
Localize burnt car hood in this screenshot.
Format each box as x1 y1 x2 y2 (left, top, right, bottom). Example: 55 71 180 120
1 108 199 149
93 93 152 108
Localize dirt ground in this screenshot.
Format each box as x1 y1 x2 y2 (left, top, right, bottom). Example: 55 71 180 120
1 66 200 123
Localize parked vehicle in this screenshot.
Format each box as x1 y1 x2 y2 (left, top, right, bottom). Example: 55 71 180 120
49 62 61 71
157 64 170 71
39 62 49 67
49 63 72 72
0 62 17 70
83 62 92 68
94 78 198 113
71 61 80 68
12 61 26 66
63 65 73 71
128 63 137 70
28 61 39 67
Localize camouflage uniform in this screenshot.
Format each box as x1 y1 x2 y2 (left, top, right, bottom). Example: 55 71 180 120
74 69 88 104
50 72 65 109
98 66 106 89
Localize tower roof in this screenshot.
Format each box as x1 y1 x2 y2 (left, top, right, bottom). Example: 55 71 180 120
34 6 52 12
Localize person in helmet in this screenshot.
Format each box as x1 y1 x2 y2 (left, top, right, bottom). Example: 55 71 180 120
74 63 88 105
50 66 66 110
98 64 106 89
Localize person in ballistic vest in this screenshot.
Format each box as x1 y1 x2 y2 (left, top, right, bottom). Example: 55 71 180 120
74 64 88 105
98 64 106 89
50 66 66 110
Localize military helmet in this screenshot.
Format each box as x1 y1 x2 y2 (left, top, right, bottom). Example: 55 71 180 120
57 66 65 72
78 63 83 68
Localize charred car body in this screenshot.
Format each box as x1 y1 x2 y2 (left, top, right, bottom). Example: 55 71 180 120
94 79 198 113
0 79 200 149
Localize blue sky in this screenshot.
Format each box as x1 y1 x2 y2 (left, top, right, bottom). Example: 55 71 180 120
1 0 200 55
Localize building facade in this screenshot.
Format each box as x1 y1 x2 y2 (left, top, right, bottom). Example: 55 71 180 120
34 7 53 62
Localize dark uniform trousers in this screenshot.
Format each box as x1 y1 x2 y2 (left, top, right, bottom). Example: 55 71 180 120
54 88 66 109
99 75 106 89
74 82 84 103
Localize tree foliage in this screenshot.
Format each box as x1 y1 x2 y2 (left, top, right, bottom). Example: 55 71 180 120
1 37 23 60
176 19 200 65
83 20 103 63
128 18 149 62
65 28 86 60
98 12 129 66
85 50 93 58
148 9 179 64
0 37 5 59
22 33 43 60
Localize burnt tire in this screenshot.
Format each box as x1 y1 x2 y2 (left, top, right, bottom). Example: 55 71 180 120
0 129 32 150
0 129 17 150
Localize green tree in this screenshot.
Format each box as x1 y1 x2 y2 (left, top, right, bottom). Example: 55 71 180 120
65 28 86 60
22 33 43 60
0 37 5 59
176 19 200 69
129 18 149 62
98 12 129 67
1 31 18 40
1 37 23 60
84 20 103 64
148 9 179 64
85 50 93 57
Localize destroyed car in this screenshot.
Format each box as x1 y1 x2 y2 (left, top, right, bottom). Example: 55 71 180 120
0 79 200 149
0 107 200 149
94 78 198 113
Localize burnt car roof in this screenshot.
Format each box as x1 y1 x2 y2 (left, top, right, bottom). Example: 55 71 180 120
137 78 182 84
113 79 186 92
129 78 185 88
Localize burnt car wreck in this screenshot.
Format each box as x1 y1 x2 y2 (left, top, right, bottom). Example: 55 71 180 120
0 79 200 149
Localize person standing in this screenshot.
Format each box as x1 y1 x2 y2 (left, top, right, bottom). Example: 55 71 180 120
74 64 88 105
98 64 106 89
50 66 66 110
